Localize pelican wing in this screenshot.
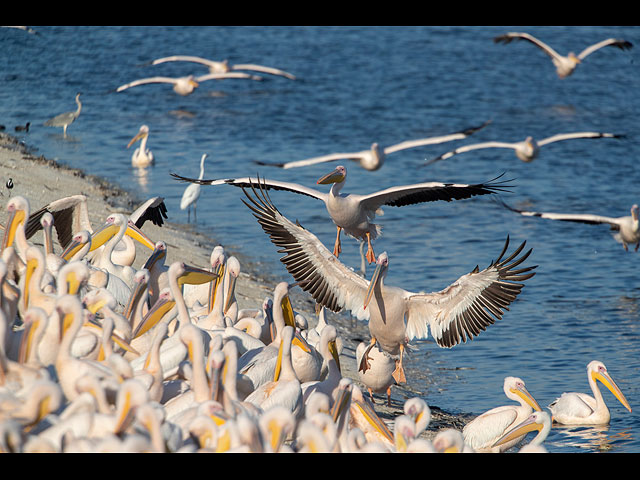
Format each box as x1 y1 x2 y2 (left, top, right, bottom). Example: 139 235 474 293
537 131 621 147
383 121 492 154
498 198 622 230
25 194 91 249
151 55 219 68
463 406 519 450
195 72 262 82
240 177 371 319
231 63 296 80
493 32 563 60
577 38 633 60
426 141 521 165
116 77 178 92
357 174 512 212
130 197 168 229
405 236 536 348
254 151 367 170
170 173 328 202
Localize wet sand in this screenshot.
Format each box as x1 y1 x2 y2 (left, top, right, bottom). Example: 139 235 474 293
0 131 473 441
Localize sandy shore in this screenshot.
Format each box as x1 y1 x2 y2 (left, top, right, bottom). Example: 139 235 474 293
0 132 472 441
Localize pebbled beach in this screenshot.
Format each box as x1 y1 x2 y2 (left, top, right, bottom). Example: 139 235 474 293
0 131 473 442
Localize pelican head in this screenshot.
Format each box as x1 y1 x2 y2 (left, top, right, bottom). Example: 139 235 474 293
127 125 150 149
60 230 91 261
364 251 389 310
223 256 240 315
588 360 632 413
492 410 551 450
568 52 581 64
142 241 167 271
2 196 29 251
317 165 347 185
505 376 542 411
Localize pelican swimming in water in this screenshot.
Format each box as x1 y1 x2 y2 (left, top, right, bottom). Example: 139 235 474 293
43 93 82 137
499 199 640 252
151 55 296 80
254 122 490 171
128 125 154 168
548 360 632 425
426 131 623 165
462 376 542 453
116 72 261 96
494 32 633 78
180 154 207 222
492 410 551 453
241 179 537 385
171 167 510 263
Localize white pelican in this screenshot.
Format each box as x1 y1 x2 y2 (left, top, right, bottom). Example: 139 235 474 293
427 131 622 165
115 72 261 96
180 153 207 222
241 178 537 384
356 341 395 406
172 166 510 263
492 410 551 453
494 32 633 78
43 92 82 137
499 199 640 252
393 414 435 453
254 121 490 171
2 196 30 261
432 428 475 453
462 376 542 453
151 55 296 80
548 360 632 425
300 325 341 403
127 125 154 168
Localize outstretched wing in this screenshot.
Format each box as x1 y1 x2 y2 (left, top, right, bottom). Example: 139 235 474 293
494 32 563 61
537 131 622 147
384 120 492 154
130 197 168 229
240 177 370 319
577 38 633 60
254 151 366 170
426 141 521 166
405 236 537 348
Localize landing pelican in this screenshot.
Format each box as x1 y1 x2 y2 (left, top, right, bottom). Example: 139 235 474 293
241 179 537 385
172 167 510 263
254 121 490 171
180 154 207 222
548 360 631 425
499 200 640 252
492 410 551 453
494 32 633 78
427 131 622 165
43 92 82 137
127 125 154 168
116 72 261 96
151 55 296 80
462 376 542 453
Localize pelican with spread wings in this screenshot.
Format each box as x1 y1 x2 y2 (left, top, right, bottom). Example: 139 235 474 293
240 179 537 384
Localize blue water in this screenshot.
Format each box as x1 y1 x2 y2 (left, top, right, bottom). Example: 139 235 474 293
2 26 639 453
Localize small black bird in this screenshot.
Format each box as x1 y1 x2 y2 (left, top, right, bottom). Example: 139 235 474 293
6 178 14 190
14 122 30 132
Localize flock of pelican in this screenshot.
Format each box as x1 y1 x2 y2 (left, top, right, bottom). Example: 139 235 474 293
2 28 635 454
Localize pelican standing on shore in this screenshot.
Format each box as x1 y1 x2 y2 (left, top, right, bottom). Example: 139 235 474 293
494 32 633 78
548 360 632 425
128 125 154 168
180 154 207 222
240 179 537 385
44 93 82 137
172 167 510 263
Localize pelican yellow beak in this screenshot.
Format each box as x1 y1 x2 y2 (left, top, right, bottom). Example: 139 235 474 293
317 167 346 185
363 261 384 310
1 207 26 251
330 383 353 423
329 339 341 372
189 78 200 88
274 335 286 381
22 256 38 310
280 295 296 328
132 295 176 339
492 413 543 448
83 318 139 356
88 221 120 252
114 389 134 435
18 317 40 364
127 130 147 149
125 220 155 250
223 273 237 316
207 262 224 314
177 264 219 288
352 398 394 444
123 276 149 323
142 244 167 272
61 236 90 261
592 370 632 413
510 385 542 412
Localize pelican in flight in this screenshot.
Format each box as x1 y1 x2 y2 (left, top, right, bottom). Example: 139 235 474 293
498 199 639 252
43 92 82 137
548 360 632 425
171 167 510 264
462 376 542 453
180 154 207 222
116 72 261 96
151 55 296 80
127 125 154 168
240 179 537 384
494 32 633 78
255 121 490 171
426 131 622 165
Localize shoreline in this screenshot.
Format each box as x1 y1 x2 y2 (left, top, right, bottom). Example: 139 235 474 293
0 132 472 441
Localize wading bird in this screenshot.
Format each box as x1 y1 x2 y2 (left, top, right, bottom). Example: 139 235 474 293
43 93 82 137
180 154 207 222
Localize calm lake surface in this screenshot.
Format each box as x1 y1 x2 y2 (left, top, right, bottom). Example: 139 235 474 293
1 26 638 452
